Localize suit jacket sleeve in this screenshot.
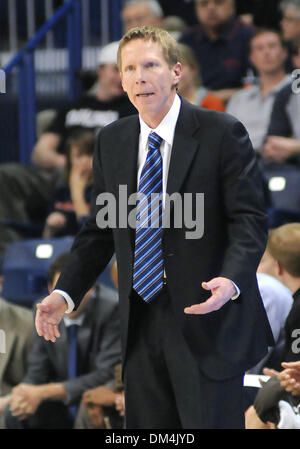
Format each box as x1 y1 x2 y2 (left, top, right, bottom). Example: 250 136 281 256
55 130 115 307
218 118 268 292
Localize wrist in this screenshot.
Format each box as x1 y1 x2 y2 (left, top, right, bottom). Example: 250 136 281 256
38 383 67 402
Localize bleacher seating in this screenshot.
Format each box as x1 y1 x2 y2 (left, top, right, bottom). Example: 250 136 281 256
2 237 116 307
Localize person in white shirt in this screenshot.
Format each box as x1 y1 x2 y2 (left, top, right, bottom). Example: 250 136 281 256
34 26 273 429
227 29 290 154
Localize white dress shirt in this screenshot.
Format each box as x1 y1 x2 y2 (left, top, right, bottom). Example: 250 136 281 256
55 94 239 313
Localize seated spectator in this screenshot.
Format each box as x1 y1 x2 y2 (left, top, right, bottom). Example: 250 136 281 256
226 29 290 154
179 0 255 102
248 246 293 375
121 0 164 32
177 43 226 111
32 41 136 169
43 131 94 239
0 41 136 263
4 252 121 429
0 298 33 428
280 0 300 69
264 36 300 164
245 223 300 428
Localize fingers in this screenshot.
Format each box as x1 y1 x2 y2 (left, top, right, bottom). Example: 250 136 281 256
263 367 278 377
282 361 300 369
184 295 222 314
35 313 59 342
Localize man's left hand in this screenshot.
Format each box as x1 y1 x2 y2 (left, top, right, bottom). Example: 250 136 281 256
184 277 236 315
9 384 43 419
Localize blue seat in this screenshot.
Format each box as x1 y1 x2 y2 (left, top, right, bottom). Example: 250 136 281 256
260 162 300 228
2 237 74 307
2 237 116 308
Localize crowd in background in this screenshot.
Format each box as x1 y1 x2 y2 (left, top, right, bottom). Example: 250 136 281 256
1 0 300 429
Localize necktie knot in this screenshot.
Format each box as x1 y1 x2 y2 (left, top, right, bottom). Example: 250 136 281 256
148 132 162 151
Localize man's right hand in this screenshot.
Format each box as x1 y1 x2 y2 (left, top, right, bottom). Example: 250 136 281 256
35 292 68 342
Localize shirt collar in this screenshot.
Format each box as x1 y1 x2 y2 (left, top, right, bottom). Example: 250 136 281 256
139 94 181 150
248 75 292 98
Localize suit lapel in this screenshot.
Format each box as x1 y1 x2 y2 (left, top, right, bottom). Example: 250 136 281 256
166 98 200 199
115 117 140 202
115 117 140 249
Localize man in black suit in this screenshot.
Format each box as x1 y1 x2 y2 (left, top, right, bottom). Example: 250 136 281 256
35 26 274 429
5 253 121 429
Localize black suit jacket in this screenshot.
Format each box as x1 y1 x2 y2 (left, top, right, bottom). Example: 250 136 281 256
56 98 274 380
24 285 121 405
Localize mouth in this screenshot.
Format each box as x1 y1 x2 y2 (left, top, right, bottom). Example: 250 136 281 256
136 93 154 97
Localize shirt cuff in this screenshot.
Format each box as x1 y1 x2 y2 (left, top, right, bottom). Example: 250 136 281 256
231 281 240 300
53 289 75 314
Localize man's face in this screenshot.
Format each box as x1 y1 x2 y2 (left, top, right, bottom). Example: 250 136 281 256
120 39 181 126
280 7 300 41
98 63 124 98
250 32 287 75
122 3 162 32
69 146 93 181
195 0 234 29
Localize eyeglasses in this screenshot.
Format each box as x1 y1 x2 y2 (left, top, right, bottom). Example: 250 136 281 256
196 0 228 7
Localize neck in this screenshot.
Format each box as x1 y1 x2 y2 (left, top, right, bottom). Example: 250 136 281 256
259 70 286 96
203 20 229 41
204 27 219 40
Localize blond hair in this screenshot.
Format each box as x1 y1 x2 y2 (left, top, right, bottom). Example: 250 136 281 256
117 25 180 71
268 223 300 277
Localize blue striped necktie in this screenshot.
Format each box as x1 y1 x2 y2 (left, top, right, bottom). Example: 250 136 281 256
133 132 164 302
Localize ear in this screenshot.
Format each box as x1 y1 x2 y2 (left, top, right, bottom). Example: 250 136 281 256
293 54 300 69
120 72 127 93
173 62 182 85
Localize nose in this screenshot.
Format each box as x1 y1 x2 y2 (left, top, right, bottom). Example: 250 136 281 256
135 66 146 84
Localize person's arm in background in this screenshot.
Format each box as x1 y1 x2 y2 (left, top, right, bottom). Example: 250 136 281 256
8 325 65 420
31 132 66 169
31 106 70 169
